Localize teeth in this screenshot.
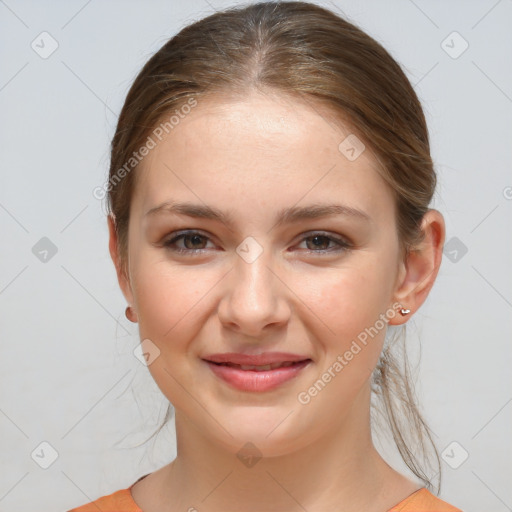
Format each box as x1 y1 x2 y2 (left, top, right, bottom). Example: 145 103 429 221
240 364 272 371
223 361 299 371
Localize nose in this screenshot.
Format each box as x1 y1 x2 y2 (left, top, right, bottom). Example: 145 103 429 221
217 246 291 338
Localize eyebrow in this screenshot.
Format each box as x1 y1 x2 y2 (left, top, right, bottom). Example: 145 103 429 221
144 201 371 228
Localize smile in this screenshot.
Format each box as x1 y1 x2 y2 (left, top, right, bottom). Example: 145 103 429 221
204 359 312 392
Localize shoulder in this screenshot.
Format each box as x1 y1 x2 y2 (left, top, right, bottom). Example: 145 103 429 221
67 488 142 512
388 488 462 512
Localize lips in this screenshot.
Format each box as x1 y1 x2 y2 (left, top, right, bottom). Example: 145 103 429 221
202 352 312 392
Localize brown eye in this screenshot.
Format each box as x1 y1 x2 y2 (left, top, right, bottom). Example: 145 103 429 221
181 234 208 249
297 232 352 254
305 235 331 251
163 231 214 254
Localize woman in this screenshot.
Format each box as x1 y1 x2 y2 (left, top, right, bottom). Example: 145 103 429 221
69 2 461 510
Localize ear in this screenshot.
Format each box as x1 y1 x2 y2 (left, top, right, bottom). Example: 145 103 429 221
108 214 135 307
388 209 445 325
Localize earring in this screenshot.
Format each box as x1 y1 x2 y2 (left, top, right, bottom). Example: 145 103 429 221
399 307 411 316
125 306 137 323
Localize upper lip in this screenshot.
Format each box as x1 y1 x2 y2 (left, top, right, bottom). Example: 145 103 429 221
203 352 311 365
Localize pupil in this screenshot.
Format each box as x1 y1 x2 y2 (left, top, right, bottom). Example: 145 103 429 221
186 235 204 249
310 236 327 250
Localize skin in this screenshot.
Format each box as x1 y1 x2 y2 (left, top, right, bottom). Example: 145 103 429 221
108 89 445 512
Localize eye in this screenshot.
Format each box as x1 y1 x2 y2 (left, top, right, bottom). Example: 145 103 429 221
162 230 352 256
163 231 215 254
296 232 352 254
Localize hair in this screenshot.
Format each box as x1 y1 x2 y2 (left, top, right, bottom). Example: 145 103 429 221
107 1 441 493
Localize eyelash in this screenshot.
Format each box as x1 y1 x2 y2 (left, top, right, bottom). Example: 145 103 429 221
162 230 352 256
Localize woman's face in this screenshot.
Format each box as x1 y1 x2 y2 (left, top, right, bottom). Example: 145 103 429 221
115 90 408 456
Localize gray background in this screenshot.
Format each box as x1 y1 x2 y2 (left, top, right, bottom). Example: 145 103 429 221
1 1 511 511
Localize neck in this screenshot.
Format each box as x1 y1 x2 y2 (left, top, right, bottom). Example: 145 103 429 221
153 384 417 512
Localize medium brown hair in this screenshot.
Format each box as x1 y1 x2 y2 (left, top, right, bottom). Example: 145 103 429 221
107 1 441 493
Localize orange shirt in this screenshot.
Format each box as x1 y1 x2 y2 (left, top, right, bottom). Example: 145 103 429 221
68 475 462 512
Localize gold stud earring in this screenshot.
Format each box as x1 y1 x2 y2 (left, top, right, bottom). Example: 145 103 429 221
399 307 411 316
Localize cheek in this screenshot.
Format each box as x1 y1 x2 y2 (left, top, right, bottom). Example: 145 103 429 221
291 266 393 426
133 260 215 346
302 263 394 341
294 257 397 399
132 262 216 406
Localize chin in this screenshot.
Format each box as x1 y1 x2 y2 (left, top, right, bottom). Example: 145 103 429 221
208 409 318 459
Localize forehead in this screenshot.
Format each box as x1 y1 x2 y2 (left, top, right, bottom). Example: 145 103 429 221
131 90 394 223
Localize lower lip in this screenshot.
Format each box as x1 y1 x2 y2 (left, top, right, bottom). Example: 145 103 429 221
204 360 311 392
